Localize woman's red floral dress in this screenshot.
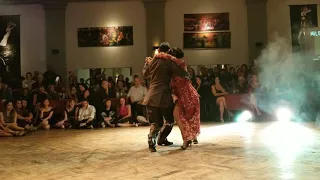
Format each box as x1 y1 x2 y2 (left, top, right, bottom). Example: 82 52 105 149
155 53 200 141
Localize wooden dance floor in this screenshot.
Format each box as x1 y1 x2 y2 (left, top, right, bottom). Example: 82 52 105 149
1 121 320 180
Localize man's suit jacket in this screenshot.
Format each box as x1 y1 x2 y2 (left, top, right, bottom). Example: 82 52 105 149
142 57 180 108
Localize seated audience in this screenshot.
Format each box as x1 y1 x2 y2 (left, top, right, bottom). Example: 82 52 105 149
49 101 68 129
241 64 249 79
31 74 44 91
0 122 25 137
0 101 26 132
237 77 248 93
107 80 117 98
1 84 13 102
77 83 89 102
21 88 33 109
65 99 78 128
47 84 59 100
211 77 230 122
16 99 34 129
117 74 124 82
127 76 148 125
98 80 110 100
213 67 220 78
117 97 134 127
116 80 127 98
125 77 131 89
59 87 69 99
33 85 47 107
219 69 228 86
227 67 238 93
22 72 35 90
101 99 117 128
77 99 95 129
68 86 78 103
37 98 53 130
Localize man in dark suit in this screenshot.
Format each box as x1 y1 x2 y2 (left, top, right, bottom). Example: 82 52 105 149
142 42 178 152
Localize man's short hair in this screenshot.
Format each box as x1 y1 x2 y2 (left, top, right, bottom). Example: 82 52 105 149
159 42 170 53
101 79 108 84
134 76 140 80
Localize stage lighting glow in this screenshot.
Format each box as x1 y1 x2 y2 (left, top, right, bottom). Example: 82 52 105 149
276 107 292 122
236 110 252 123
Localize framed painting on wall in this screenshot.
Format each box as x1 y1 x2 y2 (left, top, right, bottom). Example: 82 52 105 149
183 32 231 49
0 15 21 85
77 26 133 47
184 13 229 31
289 4 318 53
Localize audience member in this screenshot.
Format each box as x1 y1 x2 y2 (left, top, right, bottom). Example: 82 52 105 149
65 99 78 128
37 98 53 130
100 99 117 128
0 101 26 132
117 97 134 127
77 83 90 103
127 76 148 124
22 72 35 90
116 80 127 98
211 77 230 122
77 99 95 129
16 99 34 129
47 84 59 100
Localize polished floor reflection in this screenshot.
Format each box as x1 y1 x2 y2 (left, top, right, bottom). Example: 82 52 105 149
1 122 320 180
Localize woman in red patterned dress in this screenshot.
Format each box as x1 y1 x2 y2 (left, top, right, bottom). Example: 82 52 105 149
154 48 200 150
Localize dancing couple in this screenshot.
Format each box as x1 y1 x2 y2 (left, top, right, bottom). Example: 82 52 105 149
142 42 200 152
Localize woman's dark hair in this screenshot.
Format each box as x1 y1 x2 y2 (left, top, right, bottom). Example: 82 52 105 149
117 80 125 88
242 64 248 70
170 47 184 59
119 97 127 105
159 42 171 53
78 83 88 91
4 100 13 108
3 100 15 117
188 67 195 76
42 98 50 107
107 76 114 82
104 98 112 106
196 75 203 81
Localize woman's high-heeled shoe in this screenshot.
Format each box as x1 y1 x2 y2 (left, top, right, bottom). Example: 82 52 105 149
180 140 192 150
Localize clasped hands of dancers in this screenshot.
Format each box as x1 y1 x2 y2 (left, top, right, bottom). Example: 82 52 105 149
142 42 201 152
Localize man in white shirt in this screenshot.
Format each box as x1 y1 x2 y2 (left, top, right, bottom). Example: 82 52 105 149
127 76 148 124
77 99 96 129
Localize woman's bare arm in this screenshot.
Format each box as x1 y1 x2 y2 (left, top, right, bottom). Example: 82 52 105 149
13 112 17 123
